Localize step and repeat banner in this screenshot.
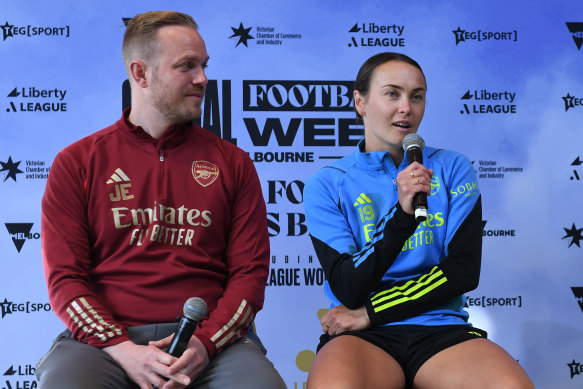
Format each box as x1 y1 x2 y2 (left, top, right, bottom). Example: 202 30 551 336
1 0 582 388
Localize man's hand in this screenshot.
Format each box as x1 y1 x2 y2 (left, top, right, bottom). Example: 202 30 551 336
103 341 191 389
320 305 371 335
149 334 210 389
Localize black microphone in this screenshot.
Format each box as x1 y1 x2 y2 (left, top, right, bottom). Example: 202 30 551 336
167 297 207 357
402 134 428 222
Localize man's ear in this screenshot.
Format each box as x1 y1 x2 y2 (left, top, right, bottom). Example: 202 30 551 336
129 60 148 88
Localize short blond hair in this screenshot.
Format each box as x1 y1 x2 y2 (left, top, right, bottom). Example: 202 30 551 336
122 11 198 72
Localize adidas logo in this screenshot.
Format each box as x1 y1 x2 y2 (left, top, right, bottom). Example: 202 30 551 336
106 168 130 184
354 193 372 206
107 168 134 202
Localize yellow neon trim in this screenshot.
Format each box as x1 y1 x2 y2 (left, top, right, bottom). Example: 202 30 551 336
371 270 444 306
373 277 447 312
371 267 440 301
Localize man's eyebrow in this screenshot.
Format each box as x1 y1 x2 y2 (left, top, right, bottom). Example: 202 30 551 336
175 55 210 63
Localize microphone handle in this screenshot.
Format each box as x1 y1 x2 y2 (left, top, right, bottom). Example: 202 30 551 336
407 147 428 221
167 317 198 357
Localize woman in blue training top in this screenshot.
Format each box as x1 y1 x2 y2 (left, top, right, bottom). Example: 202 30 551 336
303 52 534 389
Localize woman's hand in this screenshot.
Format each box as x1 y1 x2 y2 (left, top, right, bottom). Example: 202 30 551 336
397 162 433 215
320 305 370 335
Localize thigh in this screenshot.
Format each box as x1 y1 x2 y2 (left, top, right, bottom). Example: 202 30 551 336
413 338 534 389
190 334 285 389
308 335 405 389
36 332 135 389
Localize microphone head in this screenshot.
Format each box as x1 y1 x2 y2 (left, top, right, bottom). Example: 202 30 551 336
183 297 207 321
402 133 425 152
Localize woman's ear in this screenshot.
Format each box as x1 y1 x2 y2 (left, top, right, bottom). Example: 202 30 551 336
354 89 366 118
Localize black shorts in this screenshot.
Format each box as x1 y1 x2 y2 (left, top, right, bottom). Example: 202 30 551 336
317 324 487 389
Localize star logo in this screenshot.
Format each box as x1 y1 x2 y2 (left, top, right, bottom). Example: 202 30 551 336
452 26 466 45
229 22 254 47
0 156 23 182
0 298 13 318
1 21 14 41
562 223 583 248
562 93 576 112
568 359 582 379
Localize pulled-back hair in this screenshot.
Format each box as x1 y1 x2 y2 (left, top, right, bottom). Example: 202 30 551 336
122 11 198 72
354 52 426 118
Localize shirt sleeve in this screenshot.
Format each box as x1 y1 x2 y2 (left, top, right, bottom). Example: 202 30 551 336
193 153 269 359
42 149 130 348
304 168 420 309
365 156 483 325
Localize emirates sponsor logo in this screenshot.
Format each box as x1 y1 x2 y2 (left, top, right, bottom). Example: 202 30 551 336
192 161 219 187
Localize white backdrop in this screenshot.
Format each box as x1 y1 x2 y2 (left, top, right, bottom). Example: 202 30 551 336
1 1 582 388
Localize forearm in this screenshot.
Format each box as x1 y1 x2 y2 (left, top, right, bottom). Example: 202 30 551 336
42 154 129 347
365 198 483 326
195 155 269 358
312 203 419 309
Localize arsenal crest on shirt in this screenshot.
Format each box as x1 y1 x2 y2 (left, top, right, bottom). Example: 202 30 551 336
192 161 220 187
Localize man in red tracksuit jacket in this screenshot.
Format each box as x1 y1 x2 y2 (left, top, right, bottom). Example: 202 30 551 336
35 10 285 389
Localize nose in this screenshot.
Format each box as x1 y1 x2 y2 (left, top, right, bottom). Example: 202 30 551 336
193 67 208 87
398 98 411 114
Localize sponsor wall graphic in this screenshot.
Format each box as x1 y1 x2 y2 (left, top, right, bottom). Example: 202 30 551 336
1 1 582 388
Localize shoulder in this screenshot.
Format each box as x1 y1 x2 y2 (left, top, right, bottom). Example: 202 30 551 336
191 126 257 181
307 153 356 184
426 146 469 163
193 126 248 159
305 153 357 200
56 122 120 164
425 146 473 171
425 146 478 191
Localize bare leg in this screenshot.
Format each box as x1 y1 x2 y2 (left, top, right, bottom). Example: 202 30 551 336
413 338 534 389
308 335 406 389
